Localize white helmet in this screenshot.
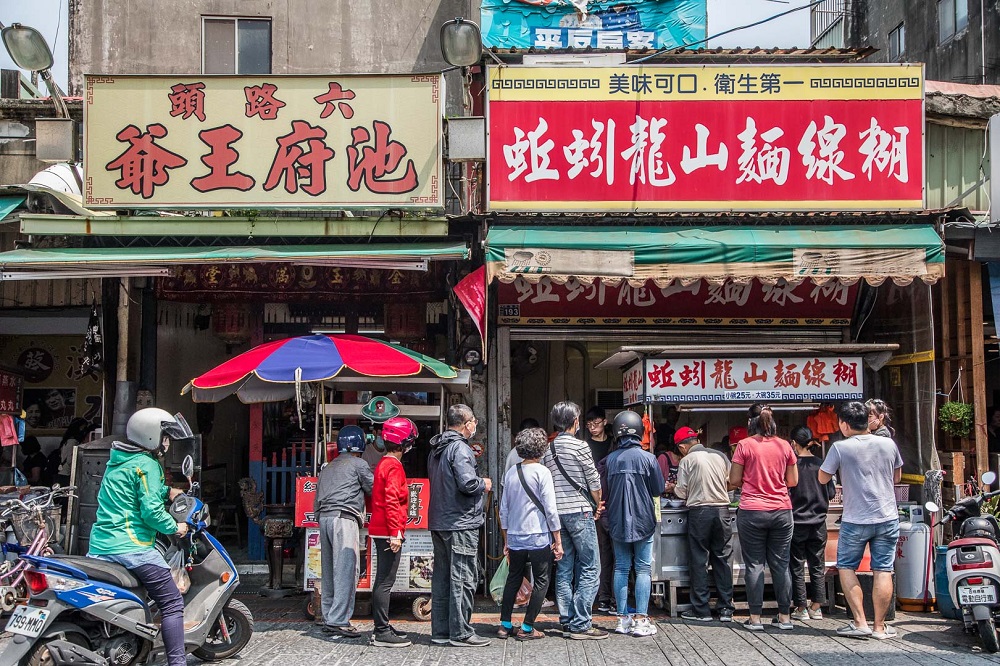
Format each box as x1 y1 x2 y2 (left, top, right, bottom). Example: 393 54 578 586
126 408 194 452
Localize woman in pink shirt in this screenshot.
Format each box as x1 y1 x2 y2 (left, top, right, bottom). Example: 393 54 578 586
729 403 799 632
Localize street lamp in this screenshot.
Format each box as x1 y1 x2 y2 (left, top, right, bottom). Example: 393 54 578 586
1 22 68 118
440 17 483 67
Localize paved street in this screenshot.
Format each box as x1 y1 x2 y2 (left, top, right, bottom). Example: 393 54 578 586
201 594 1000 666
3 591 1000 665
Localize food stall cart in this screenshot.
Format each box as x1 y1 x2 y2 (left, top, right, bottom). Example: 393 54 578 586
184 334 469 620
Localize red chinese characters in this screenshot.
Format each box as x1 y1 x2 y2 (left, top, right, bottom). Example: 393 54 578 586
710 359 738 390
679 361 706 389
245 83 286 120
314 82 356 119
833 359 858 386
346 121 419 194
263 120 335 196
191 124 255 192
647 361 677 389
106 124 188 198
168 82 206 121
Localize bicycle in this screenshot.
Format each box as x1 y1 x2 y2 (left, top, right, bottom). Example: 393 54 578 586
0 485 76 613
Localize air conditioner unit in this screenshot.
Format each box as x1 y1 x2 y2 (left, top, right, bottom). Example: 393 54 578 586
592 388 624 410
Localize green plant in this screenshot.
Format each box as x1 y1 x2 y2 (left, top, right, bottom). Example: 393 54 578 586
938 400 974 438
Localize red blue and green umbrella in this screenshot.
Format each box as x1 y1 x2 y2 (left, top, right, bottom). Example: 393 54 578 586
183 334 458 404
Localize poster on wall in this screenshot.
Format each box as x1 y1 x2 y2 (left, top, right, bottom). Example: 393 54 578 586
481 0 707 50
0 336 103 435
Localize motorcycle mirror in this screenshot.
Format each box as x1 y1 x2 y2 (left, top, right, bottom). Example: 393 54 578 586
925 501 940 513
984 471 997 487
182 455 194 486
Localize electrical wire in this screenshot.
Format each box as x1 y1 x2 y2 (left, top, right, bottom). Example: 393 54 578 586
631 0 827 65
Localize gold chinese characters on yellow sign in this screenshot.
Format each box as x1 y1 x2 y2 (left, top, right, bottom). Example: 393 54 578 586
84 74 444 209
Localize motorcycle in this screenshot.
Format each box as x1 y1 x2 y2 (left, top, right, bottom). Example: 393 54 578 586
927 470 1000 653
0 455 253 665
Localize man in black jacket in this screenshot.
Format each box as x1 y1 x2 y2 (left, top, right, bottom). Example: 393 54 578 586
428 404 492 647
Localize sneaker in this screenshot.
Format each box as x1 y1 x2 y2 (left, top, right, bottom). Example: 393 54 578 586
541 598 555 609
770 618 794 631
372 630 412 648
872 625 898 640
718 609 734 623
597 600 613 614
450 634 492 647
631 617 657 637
324 625 361 639
680 610 712 622
431 637 450 645
836 622 872 638
567 627 610 640
389 625 409 639
790 608 810 622
808 607 824 620
615 616 634 635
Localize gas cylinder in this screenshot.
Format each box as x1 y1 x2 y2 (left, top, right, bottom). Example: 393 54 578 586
895 520 936 611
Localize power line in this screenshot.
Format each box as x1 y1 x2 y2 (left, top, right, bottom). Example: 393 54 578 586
631 0 827 65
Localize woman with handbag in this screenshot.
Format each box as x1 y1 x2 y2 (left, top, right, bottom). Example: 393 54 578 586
498 427 563 641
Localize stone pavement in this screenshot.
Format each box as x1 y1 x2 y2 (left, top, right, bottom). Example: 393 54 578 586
3 593 1000 665
222 593 1000 666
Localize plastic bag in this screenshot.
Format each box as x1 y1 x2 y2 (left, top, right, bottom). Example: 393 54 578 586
166 547 190 595
515 577 532 606
489 557 509 604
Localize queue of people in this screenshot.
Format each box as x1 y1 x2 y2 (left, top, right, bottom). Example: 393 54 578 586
313 397 904 646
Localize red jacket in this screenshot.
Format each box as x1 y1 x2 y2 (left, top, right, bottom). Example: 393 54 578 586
368 456 408 538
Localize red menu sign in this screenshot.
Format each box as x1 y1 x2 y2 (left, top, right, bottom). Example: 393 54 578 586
295 475 431 528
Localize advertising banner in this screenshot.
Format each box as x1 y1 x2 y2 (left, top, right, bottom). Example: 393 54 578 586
626 356 864 404
481 0 707 51
85 74 443 208
498 277 859 326
487 64 924 212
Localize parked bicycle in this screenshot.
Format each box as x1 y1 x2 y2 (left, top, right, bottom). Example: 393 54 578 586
0 485 76 613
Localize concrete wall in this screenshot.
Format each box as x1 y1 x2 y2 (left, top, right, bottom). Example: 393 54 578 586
69 0 471 107
853 0 1000 84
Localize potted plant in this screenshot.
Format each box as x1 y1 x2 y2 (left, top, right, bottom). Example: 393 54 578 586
939 400 974 438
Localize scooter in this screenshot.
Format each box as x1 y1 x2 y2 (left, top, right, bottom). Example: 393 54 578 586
928 470 1000 653
0 455 253 665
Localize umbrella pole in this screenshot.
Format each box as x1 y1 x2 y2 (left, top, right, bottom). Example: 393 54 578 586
313 384 322 474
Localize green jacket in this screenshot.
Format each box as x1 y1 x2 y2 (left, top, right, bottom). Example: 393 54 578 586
88 448 178 555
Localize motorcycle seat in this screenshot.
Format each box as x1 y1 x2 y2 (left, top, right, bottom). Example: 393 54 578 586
948 537 997 549
47 555 142 589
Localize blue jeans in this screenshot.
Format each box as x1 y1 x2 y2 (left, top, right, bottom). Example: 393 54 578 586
837 519 900 572
556 511 600 632
430 529 479 641
613 535 654 617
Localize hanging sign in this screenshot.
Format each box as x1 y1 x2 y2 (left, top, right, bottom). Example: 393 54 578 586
625 356 864 404
487 64 924 212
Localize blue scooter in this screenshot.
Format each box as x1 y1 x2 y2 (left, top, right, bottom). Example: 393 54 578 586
0 455 253 665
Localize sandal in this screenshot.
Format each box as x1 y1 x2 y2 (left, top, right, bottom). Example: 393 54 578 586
836 622 872 638
515 629 545 641
498 626 519 639
743 620 765 632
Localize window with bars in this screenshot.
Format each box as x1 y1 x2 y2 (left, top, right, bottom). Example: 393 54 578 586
203 17 272 75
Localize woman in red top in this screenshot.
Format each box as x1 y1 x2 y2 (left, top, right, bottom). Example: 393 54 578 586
729 403 799 632
368 417 418 648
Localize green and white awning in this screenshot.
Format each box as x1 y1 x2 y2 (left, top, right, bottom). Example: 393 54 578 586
485 225 945 287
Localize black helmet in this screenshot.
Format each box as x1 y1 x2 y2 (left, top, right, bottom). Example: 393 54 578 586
961 517 997 540
611 410 644 442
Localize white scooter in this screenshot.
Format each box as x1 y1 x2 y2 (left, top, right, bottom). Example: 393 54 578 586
928 471 1000 653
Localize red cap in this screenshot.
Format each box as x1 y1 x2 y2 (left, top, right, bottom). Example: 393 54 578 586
729 426 748 443
674 426 699 445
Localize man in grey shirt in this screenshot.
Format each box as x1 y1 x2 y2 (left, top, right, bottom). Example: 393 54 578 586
316 426 374 638
819 401 903 640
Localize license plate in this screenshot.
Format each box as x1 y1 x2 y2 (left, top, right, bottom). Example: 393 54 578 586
5 605 49 638
959 584 998 605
